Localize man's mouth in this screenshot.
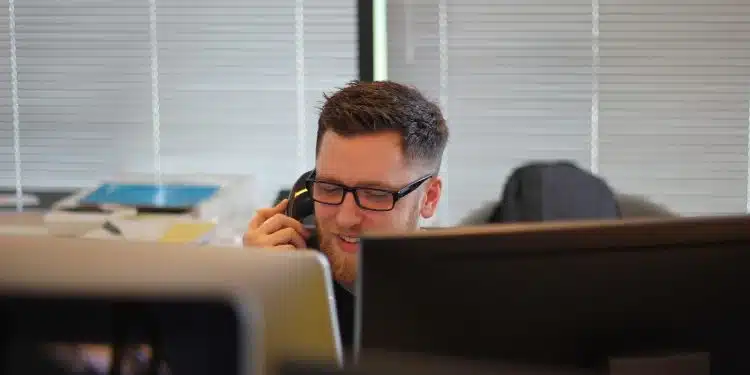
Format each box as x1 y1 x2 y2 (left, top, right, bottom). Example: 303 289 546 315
335 234 361 253
337 234 360 244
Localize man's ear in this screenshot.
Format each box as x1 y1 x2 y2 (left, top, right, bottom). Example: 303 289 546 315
420 176 442 219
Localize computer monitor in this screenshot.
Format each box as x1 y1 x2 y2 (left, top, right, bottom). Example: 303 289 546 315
356 215 750 375
0 235 343 375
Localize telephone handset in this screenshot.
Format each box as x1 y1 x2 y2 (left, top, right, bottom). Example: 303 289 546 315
286 170 316 230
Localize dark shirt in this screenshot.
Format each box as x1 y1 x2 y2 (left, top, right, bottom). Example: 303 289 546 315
305 233 355 352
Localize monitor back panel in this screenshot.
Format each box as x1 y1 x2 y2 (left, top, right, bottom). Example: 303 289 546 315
0 234 343 375
357 216 750 373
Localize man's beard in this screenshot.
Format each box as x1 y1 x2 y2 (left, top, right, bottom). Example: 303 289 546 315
317 228 358 287
314 203 421 287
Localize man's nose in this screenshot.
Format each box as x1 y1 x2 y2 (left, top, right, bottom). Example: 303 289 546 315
336 192 363 227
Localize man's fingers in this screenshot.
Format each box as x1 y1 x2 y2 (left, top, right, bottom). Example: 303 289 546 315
242 231 267 248
248 214 264 230
267 227 307 249
248 209 271 230
248 199 289 230
274 244 297 251
257 213 309 238
243 227 305 249
244 201 310 249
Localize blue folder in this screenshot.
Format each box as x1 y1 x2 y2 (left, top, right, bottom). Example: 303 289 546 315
80 183 220 209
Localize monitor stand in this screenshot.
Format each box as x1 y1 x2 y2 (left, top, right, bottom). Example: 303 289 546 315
608 352 709 375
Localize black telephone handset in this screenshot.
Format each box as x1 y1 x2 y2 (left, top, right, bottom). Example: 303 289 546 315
286 170 316 229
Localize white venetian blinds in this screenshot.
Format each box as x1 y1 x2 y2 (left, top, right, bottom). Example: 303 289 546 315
0 3 13 190
0 0 357 206
388 0 750 224
0 1 153 189
155 1 357 203
597 0 750 216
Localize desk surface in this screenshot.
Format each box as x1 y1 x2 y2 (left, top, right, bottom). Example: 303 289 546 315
0 212 45 226
0 212 49 236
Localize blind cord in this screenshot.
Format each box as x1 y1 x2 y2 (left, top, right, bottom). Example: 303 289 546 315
437 0 449 225
404 0 414 64
149 0 162 187
590 0 600 174
295 0 306 176
8 0 22 212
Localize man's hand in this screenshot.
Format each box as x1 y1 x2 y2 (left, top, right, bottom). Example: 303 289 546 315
242 199 311 250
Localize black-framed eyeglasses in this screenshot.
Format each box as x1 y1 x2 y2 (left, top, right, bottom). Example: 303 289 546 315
305 173 434 211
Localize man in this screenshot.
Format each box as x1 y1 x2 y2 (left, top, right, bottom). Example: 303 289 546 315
242 80 449 349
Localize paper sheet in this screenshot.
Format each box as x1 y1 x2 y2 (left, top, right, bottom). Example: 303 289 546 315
159 222 217 244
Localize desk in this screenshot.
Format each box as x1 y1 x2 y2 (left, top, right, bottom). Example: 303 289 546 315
0 212 44 225
0 212 49 236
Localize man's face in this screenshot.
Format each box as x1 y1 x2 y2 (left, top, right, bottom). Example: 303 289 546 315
313 131 442 286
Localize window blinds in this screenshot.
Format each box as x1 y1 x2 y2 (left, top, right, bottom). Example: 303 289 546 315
0 0 357 207
154 0 356 203
389 0 750 224
597 0 750 216
0 4 13 190
390 0 595 225
0 1 153 189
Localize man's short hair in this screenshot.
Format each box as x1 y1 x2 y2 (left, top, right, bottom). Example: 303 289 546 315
316 80 449 171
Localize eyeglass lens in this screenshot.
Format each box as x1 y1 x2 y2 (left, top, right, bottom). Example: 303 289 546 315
310 181 395 211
